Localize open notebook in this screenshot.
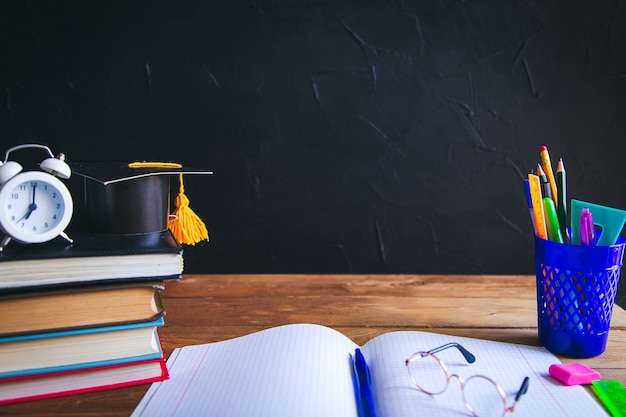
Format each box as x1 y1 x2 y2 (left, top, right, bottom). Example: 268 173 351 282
132 324 607 417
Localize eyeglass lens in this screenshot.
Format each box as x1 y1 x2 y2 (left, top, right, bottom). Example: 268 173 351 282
462 375 507 417
407 354 448 394
408 354 508 417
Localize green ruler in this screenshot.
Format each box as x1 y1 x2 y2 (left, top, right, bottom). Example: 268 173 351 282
591 380 626 417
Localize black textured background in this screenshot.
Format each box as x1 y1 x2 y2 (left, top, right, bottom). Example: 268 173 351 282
2 1 626 304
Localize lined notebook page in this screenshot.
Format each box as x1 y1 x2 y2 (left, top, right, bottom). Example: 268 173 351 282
362 331 608 417
133 324 608 417
132 324 360 417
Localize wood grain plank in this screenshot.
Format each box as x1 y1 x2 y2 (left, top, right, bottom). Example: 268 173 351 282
161 296 539 327
163 274 538 298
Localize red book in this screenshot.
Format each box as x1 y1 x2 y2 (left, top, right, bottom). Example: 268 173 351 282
0 358 168 405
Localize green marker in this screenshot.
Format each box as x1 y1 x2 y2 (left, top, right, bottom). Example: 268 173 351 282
543 198 564 243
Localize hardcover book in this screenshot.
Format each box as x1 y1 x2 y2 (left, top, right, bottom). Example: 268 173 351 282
0 282 165 336
0 317 165 379
0 230 183 291
0 358 168 405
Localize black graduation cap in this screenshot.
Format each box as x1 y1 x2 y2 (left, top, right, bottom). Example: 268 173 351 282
70 162 213 242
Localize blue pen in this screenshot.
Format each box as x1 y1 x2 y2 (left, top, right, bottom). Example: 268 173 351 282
353 348 377 417
524 179 537 234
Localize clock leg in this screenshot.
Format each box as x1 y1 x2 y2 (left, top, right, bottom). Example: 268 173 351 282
59 231 73 244
0 236 11 252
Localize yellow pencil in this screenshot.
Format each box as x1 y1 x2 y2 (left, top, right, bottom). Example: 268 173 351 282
539 146 558 208
528 173 547 240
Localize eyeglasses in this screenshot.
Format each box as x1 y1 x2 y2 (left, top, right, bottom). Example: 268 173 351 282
405 343 530 417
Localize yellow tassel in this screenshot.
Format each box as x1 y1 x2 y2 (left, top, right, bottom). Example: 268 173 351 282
128 162 209 245
168 173 209 245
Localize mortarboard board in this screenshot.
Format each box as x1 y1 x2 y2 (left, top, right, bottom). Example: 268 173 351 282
70 162 213 244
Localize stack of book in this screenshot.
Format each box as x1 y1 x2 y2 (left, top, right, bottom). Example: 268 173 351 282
0 230 183 404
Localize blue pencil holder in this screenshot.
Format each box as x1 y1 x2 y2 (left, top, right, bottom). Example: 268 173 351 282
534 234 626 357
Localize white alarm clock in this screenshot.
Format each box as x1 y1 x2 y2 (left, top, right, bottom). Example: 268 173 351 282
0 144 74 252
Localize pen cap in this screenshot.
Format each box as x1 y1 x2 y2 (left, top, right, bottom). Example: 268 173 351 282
580 208 595 246
70 163 212 235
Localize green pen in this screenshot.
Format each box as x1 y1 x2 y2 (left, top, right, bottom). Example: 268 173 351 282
543 197 564 243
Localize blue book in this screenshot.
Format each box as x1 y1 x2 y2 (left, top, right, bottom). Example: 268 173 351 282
0 316 164 379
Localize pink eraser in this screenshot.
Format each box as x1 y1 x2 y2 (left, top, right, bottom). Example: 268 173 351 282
549 363 601 386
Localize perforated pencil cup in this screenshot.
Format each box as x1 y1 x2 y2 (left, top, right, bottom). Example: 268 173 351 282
534 235 626 357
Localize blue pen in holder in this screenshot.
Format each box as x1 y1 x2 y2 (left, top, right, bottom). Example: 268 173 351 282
534 233 626 357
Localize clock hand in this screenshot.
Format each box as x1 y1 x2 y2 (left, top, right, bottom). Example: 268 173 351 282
25 183 38 219
24 183 38 219
16 207 34 223
16 203 37 222
15 184 38 223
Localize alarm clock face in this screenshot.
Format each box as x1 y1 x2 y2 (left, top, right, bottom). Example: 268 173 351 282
0 171 73 244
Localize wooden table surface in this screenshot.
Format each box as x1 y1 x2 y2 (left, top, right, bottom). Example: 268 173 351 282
4 274 626 416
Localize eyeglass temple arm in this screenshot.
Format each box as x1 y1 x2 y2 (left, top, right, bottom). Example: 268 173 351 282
426 343 476 364
515 376 530 402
